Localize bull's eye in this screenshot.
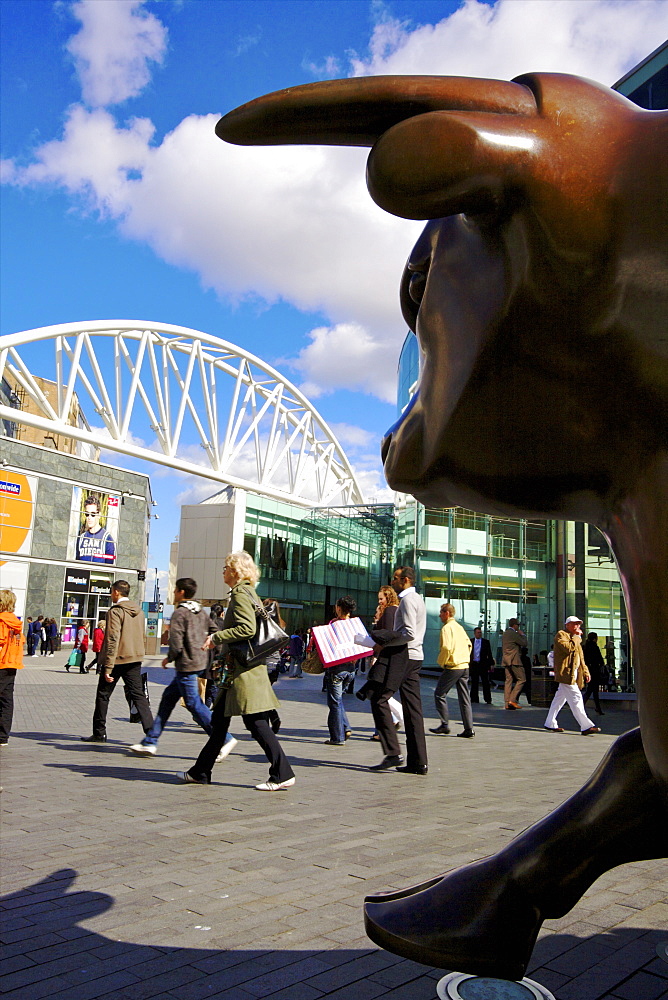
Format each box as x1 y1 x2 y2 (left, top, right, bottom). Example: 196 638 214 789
409 271 427 306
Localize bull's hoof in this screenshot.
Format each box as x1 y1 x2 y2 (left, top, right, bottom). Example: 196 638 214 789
365 873 443 903
364 856 542 982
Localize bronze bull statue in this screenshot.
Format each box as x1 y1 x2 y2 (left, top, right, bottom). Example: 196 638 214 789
216 73 668 981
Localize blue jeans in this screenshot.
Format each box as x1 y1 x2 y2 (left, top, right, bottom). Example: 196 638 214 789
288 656 303 677
142 670 232 747
325 669 353 743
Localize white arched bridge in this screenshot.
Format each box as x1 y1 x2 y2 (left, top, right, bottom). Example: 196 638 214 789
0 320 363 507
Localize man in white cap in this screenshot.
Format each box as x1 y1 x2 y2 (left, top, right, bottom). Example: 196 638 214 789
544 616 601 735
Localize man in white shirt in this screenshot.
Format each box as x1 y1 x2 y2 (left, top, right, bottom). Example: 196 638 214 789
430 604 475 738
381 567 429 774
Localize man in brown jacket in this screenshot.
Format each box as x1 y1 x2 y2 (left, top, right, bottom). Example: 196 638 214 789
544 616 601 735
81 580 153 743
501 618 527 709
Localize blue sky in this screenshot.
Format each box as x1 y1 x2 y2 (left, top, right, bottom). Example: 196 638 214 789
2 0 667 601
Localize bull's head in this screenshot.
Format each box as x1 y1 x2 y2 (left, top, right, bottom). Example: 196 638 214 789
216 69 668 897
217 73 668 526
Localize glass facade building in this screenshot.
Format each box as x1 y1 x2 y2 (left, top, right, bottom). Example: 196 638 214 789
177 490 395 633
244 496 395 627
395 500 557 667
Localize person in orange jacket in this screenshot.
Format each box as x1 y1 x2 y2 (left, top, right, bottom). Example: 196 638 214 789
0 589 25 746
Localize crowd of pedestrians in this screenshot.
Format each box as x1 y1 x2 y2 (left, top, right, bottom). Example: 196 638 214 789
1 554 609 784
24 615 59 657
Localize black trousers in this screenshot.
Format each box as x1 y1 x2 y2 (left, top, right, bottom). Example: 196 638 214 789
370 658 427 768
0 668 17 742
92 661 153 738
369 684 401 757
188 695 293 784
469 662 492 703
583 675 603 713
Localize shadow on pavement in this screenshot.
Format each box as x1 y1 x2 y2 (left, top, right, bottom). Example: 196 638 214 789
1 870 665 1000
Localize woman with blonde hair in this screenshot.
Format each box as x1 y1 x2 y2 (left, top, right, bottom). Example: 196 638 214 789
364 583 410 768
0 589 25 746
359 586 404 737
180 551 294 791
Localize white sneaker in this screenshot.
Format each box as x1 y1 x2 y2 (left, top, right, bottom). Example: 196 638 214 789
215 737 238 763
255 777 295 791
130 743 156 756
177 770 207 784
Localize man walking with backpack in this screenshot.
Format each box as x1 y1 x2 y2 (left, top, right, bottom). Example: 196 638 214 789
81 581 153 743
130 578 237 760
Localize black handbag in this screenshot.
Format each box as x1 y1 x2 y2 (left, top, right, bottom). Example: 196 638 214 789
228 587 289 667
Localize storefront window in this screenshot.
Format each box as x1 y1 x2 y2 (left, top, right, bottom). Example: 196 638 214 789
587 578 631 690
60 567 113 642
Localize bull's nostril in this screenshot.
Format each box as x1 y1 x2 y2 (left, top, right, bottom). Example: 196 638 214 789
381 432 392 464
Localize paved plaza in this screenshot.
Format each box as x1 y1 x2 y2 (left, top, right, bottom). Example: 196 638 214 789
1 652 667 1000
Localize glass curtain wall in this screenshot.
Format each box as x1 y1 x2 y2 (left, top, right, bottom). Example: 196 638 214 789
396 499 557 667
242 496 394 630
562 522 632 692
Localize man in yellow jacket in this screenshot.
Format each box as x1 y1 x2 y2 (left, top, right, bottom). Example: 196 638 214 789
544 616 601 735
429 604 475 738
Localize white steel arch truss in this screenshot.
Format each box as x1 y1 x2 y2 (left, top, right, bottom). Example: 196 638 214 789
0 320 364 507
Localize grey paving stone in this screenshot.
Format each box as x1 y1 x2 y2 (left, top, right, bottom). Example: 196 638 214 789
304 951 401 991
546 940 619 976
249 987 324 1000
41 970 143 1000
119 964 205 1000
367 958 436 988
1 656 665 1000
241 957 334 996
1 953 38 974
0 931 65 959
613 970 668 999
644 957 668 980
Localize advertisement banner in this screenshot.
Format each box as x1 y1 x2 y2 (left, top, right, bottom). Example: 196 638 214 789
67 488 120 565
0 472 38 618
0 472 38 557
65 569 90 592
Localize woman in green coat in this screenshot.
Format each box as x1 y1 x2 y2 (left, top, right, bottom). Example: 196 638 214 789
180 551 295 791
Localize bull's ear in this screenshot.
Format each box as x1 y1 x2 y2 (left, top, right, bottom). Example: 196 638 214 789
365 110 544 221
216 76 536 148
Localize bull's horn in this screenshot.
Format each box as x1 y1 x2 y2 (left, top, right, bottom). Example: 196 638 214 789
216 75 537 148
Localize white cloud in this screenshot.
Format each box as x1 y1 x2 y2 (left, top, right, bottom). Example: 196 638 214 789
328 423 377 450
67 0 168 107
91 423 150 454
174 477 224 507
289 322 399 403
11 105 154 204
350 0 668 84
4 0 667 407
143 565 169 603
5 105 416 400
353 468 395 505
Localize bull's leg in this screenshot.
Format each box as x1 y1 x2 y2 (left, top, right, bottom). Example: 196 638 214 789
364 728 668 981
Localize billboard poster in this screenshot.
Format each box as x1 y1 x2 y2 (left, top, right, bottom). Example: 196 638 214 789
0 472 38 618
0 472 38 557
67 488 120 565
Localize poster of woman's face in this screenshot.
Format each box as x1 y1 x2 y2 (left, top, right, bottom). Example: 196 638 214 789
67 489 120 565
